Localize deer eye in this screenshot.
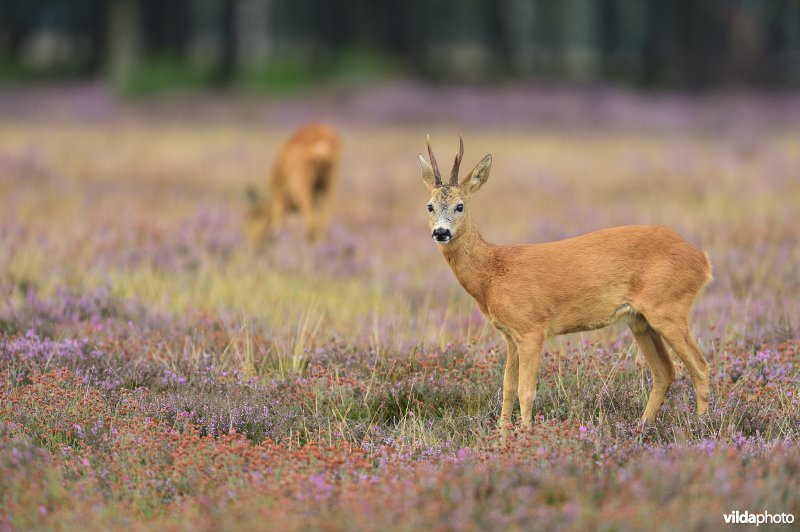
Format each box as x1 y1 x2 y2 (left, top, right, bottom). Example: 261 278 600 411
455 203 464 213
427 204 434 213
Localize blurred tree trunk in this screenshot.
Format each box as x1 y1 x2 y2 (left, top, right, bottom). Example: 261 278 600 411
726 1 764 83
214 0 238 84
86 0 108 75
403 0 432 76
640 0 666 86
678 0 727 87
531 0 567 78
764 0 800 84
487 0 521 75
107 0 141 85
563 0 599 80
598 0 619 76
170 0 190 59
598 0 646 81
236 0 271 70
1 0 24 61
141 0 190 59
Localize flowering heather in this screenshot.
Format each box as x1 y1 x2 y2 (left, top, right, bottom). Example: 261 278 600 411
1 86 800 529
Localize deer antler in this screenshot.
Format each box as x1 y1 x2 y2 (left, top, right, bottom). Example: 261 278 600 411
427 135 442 186
450 135 464 185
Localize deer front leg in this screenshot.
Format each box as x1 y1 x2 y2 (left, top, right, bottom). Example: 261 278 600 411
290 183 319 243
499 335 519 429
517 331 545 428
269 196 287 237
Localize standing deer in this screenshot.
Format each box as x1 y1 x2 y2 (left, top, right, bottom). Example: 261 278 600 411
419 136 712 428
246 123 341 244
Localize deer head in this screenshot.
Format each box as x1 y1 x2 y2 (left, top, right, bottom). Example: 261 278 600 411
243 186 273 245
419 135 492 244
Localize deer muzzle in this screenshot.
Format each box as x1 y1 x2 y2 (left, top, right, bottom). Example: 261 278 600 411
432 227 452 243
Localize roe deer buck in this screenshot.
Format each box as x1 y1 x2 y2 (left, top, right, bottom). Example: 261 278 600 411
419 136 712 428
246 123 340 243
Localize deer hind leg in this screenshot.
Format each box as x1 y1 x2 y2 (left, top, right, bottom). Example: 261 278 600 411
311 189 332 243
645 312 710 417
630 315 676 422
312 167 336 242
499 334 519 429
517 331 545 428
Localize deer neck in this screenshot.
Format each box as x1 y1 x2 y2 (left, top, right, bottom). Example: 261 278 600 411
439 221 494 305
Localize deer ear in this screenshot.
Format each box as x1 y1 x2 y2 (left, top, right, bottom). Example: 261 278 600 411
246 185 260 207
461 154 492 194
419 154 436 190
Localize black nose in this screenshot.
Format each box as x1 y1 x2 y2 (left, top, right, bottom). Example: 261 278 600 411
432 228 452 242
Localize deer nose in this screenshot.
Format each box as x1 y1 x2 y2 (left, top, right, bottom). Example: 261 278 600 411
432 227 452 243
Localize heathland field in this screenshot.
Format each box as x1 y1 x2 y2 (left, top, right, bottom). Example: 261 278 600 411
1 86 799 530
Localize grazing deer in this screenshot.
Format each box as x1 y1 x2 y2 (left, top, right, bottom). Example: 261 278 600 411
419 136 712 428
246 123 340 244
